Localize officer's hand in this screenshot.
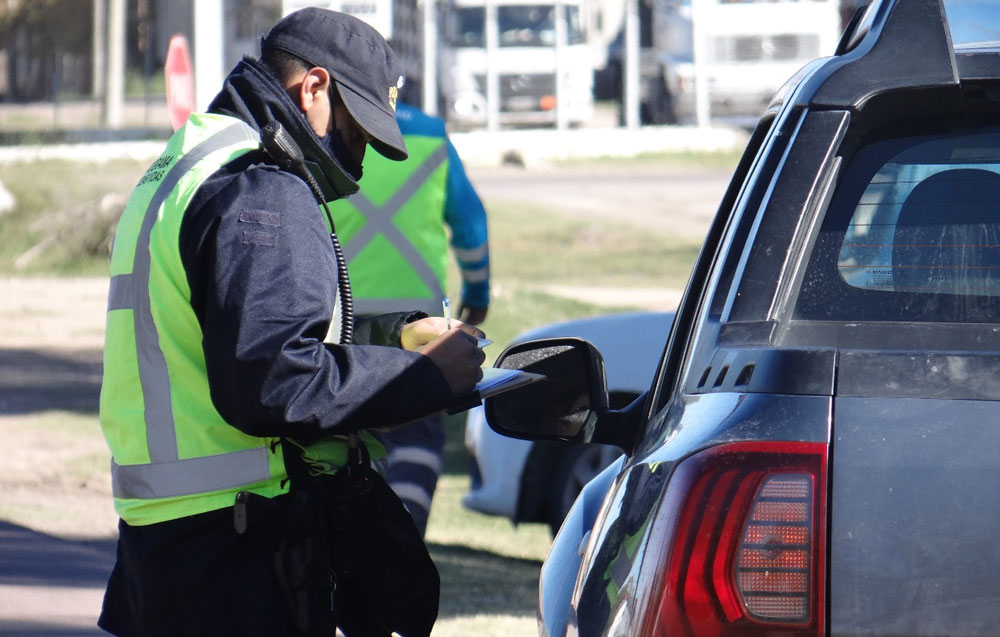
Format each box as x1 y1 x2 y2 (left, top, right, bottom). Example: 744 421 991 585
459 305 488 326
400 317 484 351
415 327 486 396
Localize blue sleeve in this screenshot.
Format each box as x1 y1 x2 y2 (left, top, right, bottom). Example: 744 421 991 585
443 139 490 309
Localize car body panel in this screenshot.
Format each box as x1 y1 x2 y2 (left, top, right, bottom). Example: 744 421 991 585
540 454 626 637
829 396 1000 635
462 405 532 518
565 459 666 637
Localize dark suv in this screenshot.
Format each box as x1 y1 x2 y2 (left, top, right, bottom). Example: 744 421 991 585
484 1 1000 635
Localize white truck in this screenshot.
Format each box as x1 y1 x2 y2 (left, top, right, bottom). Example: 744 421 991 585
600 0 843 125
686 0 842 122
438 0 595 128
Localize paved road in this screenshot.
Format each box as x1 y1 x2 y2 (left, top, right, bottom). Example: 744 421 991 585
468 162 731 239
0 522 114 636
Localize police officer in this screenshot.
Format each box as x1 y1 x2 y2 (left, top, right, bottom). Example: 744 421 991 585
331 99 490 536
97 9 484 636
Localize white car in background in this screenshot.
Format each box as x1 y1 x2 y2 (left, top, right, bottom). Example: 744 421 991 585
462 311 673 533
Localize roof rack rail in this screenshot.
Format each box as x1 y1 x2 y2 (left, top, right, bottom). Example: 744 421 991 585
813 0 958 110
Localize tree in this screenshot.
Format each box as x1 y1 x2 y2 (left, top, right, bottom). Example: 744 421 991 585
0 0 94 100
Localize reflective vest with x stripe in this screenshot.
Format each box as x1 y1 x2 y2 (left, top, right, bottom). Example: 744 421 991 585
331 133 451 317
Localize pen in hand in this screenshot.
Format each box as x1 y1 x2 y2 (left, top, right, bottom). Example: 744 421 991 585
443 297 491 348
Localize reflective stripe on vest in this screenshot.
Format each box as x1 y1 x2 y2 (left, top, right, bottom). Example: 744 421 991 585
339 141 450 316
101 116 290 525
108 122 267 500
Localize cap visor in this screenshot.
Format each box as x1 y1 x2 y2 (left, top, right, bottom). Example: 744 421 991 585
336 81 408 162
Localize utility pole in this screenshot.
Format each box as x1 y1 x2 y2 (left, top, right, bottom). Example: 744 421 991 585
554 0 568 130
692 0 710 127
623 0 640 130
194 0 225 112
485 0 499 131
103 0 125 128
422 0 438 116
92 0 105 99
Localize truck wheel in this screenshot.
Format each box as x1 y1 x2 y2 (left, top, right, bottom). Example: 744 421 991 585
643 76 677 125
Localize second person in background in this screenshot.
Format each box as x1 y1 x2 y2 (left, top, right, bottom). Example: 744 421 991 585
330 94 491 536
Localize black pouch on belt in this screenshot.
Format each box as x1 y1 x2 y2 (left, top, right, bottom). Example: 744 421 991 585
234 489 337 636
315 440 440 637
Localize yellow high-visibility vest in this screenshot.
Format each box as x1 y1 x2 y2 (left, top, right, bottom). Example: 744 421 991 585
100 114 288 526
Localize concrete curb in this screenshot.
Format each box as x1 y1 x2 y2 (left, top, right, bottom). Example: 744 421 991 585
0 125 749 168
450 125 749 168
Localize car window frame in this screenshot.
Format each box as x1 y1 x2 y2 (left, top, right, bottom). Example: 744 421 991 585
640 109 790 444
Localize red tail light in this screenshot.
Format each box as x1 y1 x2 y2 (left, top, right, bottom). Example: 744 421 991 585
637 442 827 637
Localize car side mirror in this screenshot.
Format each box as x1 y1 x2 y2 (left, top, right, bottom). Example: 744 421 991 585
484 337 609 442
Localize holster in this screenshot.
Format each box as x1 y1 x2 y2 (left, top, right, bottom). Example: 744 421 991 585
234 490 337 636
314 443 441 637
234 437 440 637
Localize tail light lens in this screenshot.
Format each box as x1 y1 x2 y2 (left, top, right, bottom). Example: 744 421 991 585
637 441 827 637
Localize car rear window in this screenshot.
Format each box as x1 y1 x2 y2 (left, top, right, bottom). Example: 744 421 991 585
794 128 1000 324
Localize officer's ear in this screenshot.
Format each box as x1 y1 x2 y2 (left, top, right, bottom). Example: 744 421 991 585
297 67 335 137
298 67 331 113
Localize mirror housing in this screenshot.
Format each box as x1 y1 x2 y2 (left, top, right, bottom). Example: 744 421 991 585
484 337 612 443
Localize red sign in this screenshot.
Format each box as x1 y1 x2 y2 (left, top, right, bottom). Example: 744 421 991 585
165 34 195 131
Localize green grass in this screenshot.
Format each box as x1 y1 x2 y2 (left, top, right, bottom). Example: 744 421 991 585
0 159 149 274
0 156 703 318
487 201 700 286
1 111 52 129
126 70 166 98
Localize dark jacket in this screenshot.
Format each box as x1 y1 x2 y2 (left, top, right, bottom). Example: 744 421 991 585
181 57 453 441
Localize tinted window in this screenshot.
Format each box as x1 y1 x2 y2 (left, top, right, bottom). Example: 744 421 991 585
794 129 1000 324
449 7 486 47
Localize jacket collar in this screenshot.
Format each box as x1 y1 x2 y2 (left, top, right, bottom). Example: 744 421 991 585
207 57 359 200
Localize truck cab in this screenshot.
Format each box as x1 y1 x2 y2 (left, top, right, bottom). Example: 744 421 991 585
439 0 595 128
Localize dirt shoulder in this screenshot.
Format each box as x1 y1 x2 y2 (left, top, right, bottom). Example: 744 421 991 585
0 277 108 350
0 276 117 540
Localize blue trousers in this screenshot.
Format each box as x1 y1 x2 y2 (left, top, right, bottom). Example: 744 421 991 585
378 413 445 537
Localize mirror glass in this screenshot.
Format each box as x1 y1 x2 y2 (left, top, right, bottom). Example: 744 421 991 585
488 341 598 440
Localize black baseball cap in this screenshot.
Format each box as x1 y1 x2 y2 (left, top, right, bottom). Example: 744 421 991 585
262 8 408 161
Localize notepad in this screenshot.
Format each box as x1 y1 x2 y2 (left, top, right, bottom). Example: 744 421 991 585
475 367 542 396
447 367 546 414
